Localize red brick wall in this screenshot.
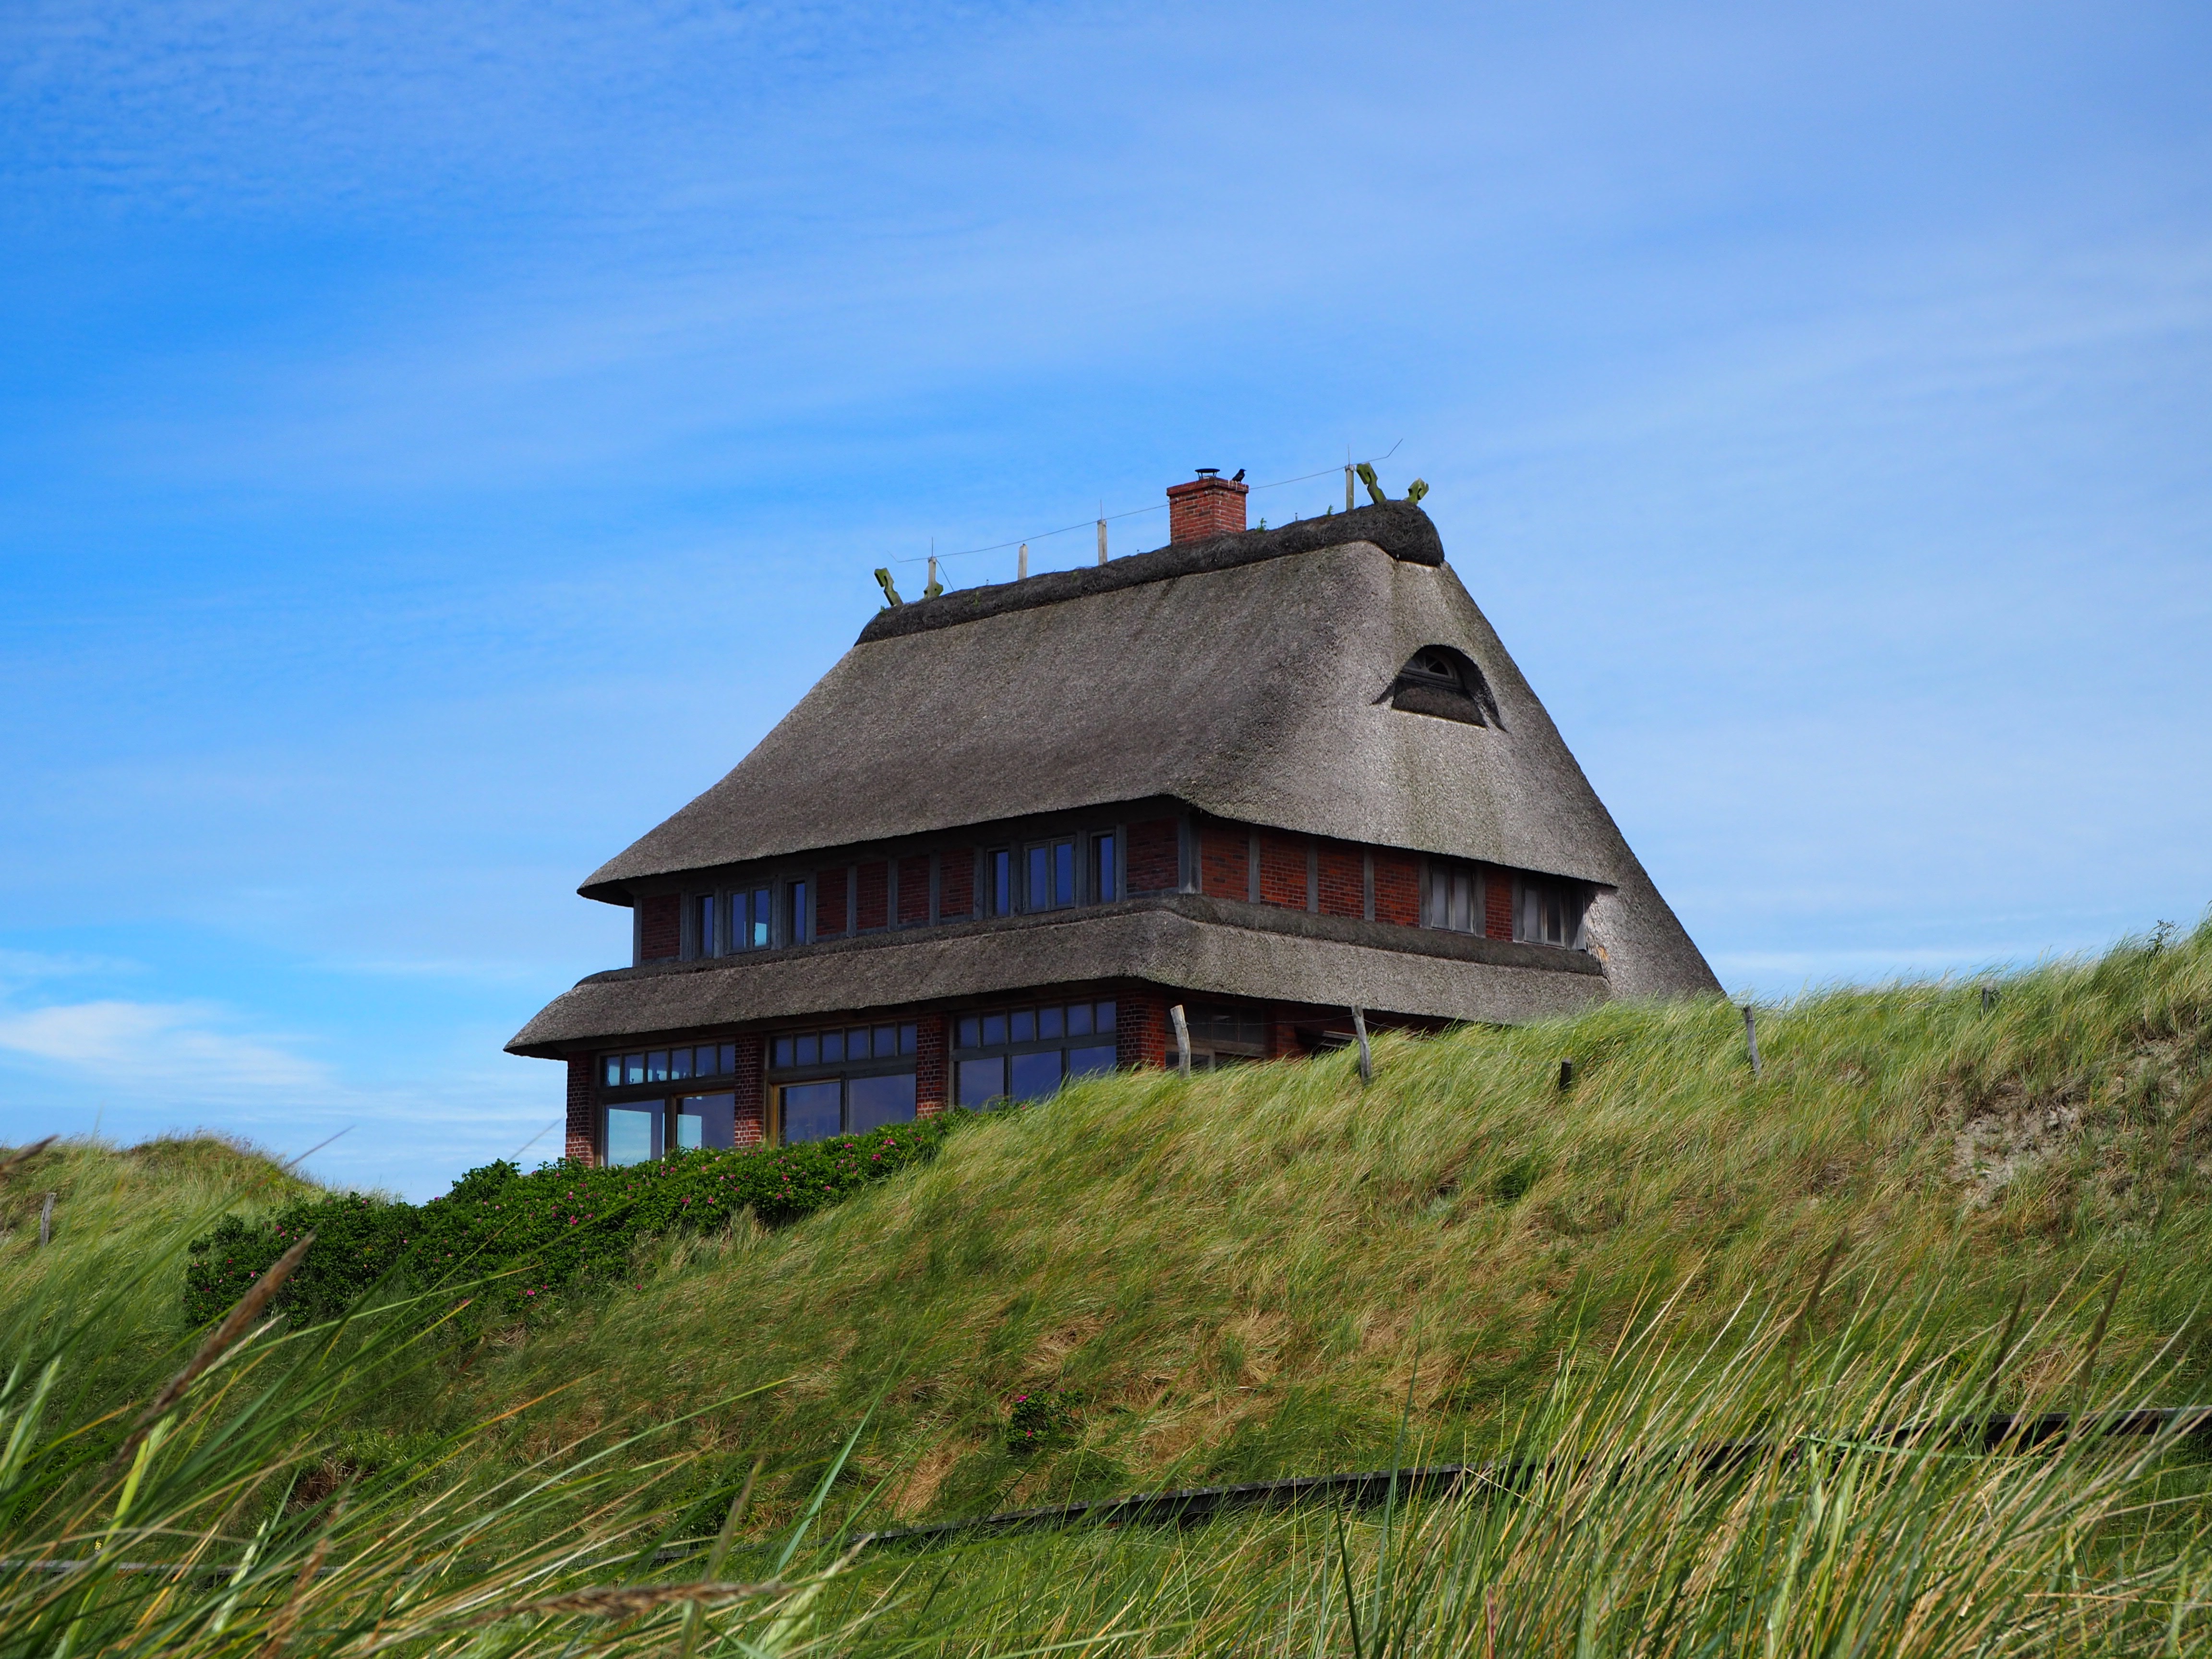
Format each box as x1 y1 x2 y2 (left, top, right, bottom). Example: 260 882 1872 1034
1258 830 1308 908
897 855 930 925
815 866 850 937
1128 818 1179 892
1116 986 1170 1069
1201 823 1249 900
1318 840 1365 918
565 1054 597 1165
1166 475 1249 542
1374 850 1421 926
732 1035 765 1147
915 1013 949 1116
1484 867 1514 940
1268 1010 1304 1060
639 894 681 961
855 861 888 931
939 848 974 918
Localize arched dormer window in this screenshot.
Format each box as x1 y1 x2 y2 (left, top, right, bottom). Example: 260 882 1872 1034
1380 645 1502 728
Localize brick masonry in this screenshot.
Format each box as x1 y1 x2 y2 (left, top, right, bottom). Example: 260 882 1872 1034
1374 849 1421 926
565 1054 597 1164
1166 474 1250 543
1116 986 1170 1069
915 1013 949 1116
855 860 888 931
1127 817 1179 892
732 1034 766 1147
1200 822 1249 900
939 847 975 919
816 866 850 937
639 893 681 961
1258 830 1308 908
1484 866 1514 940
1317 838 1365 918
897 854 931 925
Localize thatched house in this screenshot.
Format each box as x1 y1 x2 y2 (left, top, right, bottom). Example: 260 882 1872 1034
509 471 1718 1163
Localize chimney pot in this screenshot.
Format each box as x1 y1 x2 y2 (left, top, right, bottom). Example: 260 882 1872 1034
1166 467 1249 544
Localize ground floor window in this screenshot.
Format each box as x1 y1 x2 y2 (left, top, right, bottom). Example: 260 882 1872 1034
773 1071 917 1142
604 1092 740 1165
604 1043 738 1089
1174 1005 1269 1070
953 998 1118 1107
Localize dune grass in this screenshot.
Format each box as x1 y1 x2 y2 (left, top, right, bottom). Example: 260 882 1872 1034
3 918 2211 1653
461 919 2212 1532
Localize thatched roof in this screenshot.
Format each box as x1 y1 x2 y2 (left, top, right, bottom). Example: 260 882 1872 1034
581 504 1678 907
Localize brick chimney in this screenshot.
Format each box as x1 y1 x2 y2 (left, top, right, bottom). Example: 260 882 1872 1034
1166 468 1249 543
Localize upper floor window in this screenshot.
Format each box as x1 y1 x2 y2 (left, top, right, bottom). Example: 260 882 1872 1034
729 887 773 950
787 879 809 942
1425 860 1480 933
990 850 1013 916
1094 831 1118 901
693 894 718 956
1027 840 1076 911
1517 880 1586 949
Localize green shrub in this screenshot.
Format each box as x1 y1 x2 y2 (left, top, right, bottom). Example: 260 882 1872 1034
183 1114 961 1326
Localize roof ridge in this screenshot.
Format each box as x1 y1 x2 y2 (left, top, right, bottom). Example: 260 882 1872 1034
857 500 1443 645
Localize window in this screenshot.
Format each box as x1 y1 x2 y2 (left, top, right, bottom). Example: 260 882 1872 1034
1094 832 1118 901
694 894 719 957
604 1043 738 1090
787 880 808 944
728 888 773 950
767 1021 920 1143
952 999 1118 1106
675 1093 737 1150
1517 880 1586 949
771 1023 917 1069
990 850 1013 916
1169 1006 1268 1071
1425 861 1479 933
1026 840 1075 911
605 1104 661 1165
1385 646 1501 727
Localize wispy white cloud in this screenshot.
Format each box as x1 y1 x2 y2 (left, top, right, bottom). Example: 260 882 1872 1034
0 998 327 1093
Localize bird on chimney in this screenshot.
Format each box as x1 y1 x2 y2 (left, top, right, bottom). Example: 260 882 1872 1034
1231 468 1245 482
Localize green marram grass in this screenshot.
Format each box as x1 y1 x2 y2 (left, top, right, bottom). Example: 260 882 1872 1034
0 917 2208 1654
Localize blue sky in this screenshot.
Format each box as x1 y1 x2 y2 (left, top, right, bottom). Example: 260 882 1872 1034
2 0 2207 1197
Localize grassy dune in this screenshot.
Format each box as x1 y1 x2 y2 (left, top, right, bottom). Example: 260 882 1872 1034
474 921 2212 1528
3 919 2210 1655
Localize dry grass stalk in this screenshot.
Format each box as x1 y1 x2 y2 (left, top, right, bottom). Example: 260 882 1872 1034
109 1231 316 1477
0 1136 57 1186
468 1579 795 1624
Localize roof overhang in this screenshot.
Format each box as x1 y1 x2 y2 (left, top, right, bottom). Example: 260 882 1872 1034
505 893 1608 1058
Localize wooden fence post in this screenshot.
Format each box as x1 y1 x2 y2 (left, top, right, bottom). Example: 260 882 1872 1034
1351 1006 1372 1086
1743 1005 1761 1078
38 1191 55 1248
1169 1004 1191 1079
